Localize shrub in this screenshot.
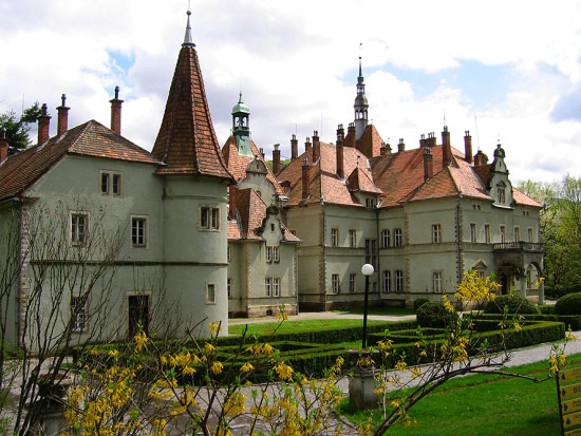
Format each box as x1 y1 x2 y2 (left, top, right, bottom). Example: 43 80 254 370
413 298 430 312
483 294 540 315
416 302 459 328
554 292 581 315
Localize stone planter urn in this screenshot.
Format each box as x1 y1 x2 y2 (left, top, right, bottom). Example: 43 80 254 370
348 350 379 410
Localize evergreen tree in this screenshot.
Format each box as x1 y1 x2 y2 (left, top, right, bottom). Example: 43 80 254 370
0 102 42 155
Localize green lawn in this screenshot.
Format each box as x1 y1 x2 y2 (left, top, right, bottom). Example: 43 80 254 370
344 353 581 435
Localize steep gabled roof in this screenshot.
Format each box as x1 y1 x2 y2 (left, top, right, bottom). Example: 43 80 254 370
222 135 284 195
357 124 383 158
151 43 232 180
229 188 300 242
0 120 159 201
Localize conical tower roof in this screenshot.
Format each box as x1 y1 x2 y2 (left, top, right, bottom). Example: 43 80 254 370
152 12 233 180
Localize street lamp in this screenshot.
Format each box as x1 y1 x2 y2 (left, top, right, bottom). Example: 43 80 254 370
361 263 374 349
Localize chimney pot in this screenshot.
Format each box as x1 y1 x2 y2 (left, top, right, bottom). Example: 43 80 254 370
37 103 51 144
56 93 70 136
302 157 309 199
109 86 124 135
423 146 433 181
397 138 405 152
336 124 345 179
273 143 281 174
442 127 451 166
312 130 320 162
464 130 473 164
291 134 298 160
305 137 312 153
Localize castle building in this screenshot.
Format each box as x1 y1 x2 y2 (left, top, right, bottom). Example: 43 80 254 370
275 60 544 311
0 12 232 349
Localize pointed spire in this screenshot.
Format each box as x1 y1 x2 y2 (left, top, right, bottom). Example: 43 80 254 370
354 47 369 141
152 14 232 180
183 9 195 47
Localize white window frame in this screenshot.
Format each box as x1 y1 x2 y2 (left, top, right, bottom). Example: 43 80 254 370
273 246 280 263
395 270 404 293
265 246 272 263
432 224 442 244
273 278 280 297
500 225 506 243
349 273 357 293
265 278 272 297
71 211 89 246
433 271 443 293
206 283 216 304
200 206 220 230
382 270 391 293
331 274 340 294
349 229 357 248
470 223 477 243
381 229 390 248
227 278 232 299
394 228 403 247
100 171 122 196
484 224 491 244
331 228 339 247
131 215 148 248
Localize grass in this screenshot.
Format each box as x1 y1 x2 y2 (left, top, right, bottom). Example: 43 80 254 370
228 318 389 337
343 353 581 435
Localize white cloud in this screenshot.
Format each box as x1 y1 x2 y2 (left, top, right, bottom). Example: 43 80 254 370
0 0 580 183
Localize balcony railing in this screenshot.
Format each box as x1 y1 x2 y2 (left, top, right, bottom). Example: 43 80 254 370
493 242 543 252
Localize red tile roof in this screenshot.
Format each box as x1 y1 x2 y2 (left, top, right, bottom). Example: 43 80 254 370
151 44 233 180
222 136 284 195
229 188 300 242
0 120 159 201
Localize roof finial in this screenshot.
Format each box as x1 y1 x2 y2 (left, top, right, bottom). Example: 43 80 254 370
358 42 363 78
183 8 196 47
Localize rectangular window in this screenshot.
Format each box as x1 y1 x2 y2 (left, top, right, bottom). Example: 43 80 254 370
273 246 280 263
265 246 272 263
265 278 272 297
382 270 391 293
71 295 88 332
349 229 357 248
514 226 520 242
206 284 216 304
432 224 442 243
470 223 477 243
227 278 232 299
273 278 280 297
500 225 506 243
128 294 150 337
433 272 443 293
484 224 491 244
331 228 339 247
201 207 220 230
131 217 147 247
71 212 89 246
394 228 403 247
331 274 340 294
395 270 404 292
528 228 533 243
100 172 122 195
349 273 357 293
498 186 506 204
365 239 377 266
381 229 390 248
366 198 376 208
227 246 232 262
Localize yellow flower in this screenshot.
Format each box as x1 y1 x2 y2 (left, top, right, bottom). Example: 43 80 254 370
240 362 255 373
133 331 148 352
204 342 216 354
209 322 222 336
107 349 119 359
210 361 224 375
274 362 294 381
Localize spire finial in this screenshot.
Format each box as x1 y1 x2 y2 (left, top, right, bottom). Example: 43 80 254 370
238 91 243 103
183 8 196 47
358 43 363 77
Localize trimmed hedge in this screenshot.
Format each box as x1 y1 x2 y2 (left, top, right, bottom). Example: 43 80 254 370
555 292 581 315
483 294 541 315
416 302 459 328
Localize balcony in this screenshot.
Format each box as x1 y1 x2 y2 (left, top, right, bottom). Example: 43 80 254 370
493 242 543 253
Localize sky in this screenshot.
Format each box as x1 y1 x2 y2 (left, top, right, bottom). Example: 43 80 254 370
1 0 580 184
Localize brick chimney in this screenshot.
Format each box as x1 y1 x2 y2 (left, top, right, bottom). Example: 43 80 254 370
56 94 70 136
291 134 298 160
301 157 309 199
259 147 265 159
345 123 356 148
110 86 123 135
419 134 426 148
464 130 473 163
336 124 345 179
397 138 405 152
0 130 8 164
273 143 281 174
474 150 488 167
442 126 451 167
312 130 320 162
305 137 312 153
427 132 436 148
423 146 433 181
37 103 51 144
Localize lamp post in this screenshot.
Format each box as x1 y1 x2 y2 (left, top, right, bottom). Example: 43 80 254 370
360 263 374 350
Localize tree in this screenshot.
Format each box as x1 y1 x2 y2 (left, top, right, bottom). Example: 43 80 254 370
0 103 42 154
